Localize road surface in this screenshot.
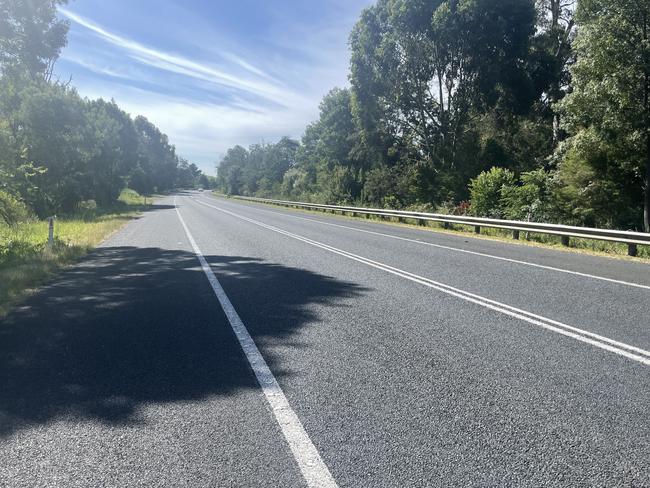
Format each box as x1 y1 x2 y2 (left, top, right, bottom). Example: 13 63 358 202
1 192 649 487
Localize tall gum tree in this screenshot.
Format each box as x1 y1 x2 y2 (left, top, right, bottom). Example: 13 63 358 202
535 0 576 145
559 0 650 231
349 0 537 203
0 0 69 80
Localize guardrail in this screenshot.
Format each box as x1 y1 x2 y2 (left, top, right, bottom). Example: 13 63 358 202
231 196 650 257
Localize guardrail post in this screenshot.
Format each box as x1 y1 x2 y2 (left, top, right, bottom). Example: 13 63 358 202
247 197 650 254
628 243 638 257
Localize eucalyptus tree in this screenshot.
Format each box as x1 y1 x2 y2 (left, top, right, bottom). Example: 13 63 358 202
85 99 139 206
216 145 249 195
349 0 537 204
296 88 363 202
133 116 179 194
533 0 576 144
0 0 69 80
558 0 650 231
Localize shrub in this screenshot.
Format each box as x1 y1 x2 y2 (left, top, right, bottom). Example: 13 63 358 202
0 190 32 225
468 167 516 218
501 169 555 222
77 199 98 211
117 188 144 205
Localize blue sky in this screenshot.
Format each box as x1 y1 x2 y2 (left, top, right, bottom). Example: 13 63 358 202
55 0 374 174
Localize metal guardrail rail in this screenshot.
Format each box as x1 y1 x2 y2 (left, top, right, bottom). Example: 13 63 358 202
232 196 650 256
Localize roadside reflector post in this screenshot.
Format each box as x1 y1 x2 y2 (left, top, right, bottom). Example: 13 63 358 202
628 243 638 257
47 217 55 247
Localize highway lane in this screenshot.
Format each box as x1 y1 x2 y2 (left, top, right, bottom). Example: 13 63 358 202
209 196 650 289
179 193 649 486
1 192 649 487
194 194 650 351
0 198 305 487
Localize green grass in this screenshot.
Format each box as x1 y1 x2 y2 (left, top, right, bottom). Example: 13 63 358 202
0 189 154 316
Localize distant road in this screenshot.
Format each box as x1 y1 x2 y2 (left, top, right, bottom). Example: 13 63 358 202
1 191 649 487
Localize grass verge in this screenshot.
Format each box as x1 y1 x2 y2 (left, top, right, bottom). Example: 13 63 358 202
0 189 154 316
219 194 650 262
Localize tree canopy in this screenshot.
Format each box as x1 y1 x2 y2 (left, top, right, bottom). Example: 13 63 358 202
0 0 210 218
216 0 649 232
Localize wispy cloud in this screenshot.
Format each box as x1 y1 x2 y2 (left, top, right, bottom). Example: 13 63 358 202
59 8 304 107
219 51 280 83
55 1 373 173
77 83 316 170
60 54 132 81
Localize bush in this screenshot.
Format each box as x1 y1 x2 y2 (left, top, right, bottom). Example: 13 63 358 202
0 190 32 225
501 169 555 222
117 188 145 205
77 199 98 211
468 167 516 218
551 137 641 229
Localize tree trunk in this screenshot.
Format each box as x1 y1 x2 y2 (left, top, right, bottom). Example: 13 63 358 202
645 138 650 232
643 12 650 232
552 105 561 146
550 0 561 147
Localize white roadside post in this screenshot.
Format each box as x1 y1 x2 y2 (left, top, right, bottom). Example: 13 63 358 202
47 216 55 247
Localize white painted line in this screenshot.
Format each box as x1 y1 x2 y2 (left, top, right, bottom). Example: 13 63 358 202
194 198 650 366
174 197 338 488
201 196 650 291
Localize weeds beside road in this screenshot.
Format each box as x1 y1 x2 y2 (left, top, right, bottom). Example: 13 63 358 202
0 189 152 316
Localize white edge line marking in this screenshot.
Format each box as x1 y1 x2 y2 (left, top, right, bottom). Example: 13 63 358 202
193 198 650 366
202 196 650 291
174 197 338 488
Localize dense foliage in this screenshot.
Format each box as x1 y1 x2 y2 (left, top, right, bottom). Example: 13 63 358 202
217 0 649 232
555 0 650 230
0 0 209 220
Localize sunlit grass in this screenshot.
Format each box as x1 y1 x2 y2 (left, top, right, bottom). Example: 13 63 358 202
0 189 151 316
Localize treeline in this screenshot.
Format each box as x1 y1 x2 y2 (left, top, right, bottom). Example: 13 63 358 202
0 0 212 223
217 0 650 232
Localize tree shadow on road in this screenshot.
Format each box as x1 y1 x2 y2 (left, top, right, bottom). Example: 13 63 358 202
0 246 367 437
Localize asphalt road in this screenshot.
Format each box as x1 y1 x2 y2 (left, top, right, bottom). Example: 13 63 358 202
1 191 649 487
